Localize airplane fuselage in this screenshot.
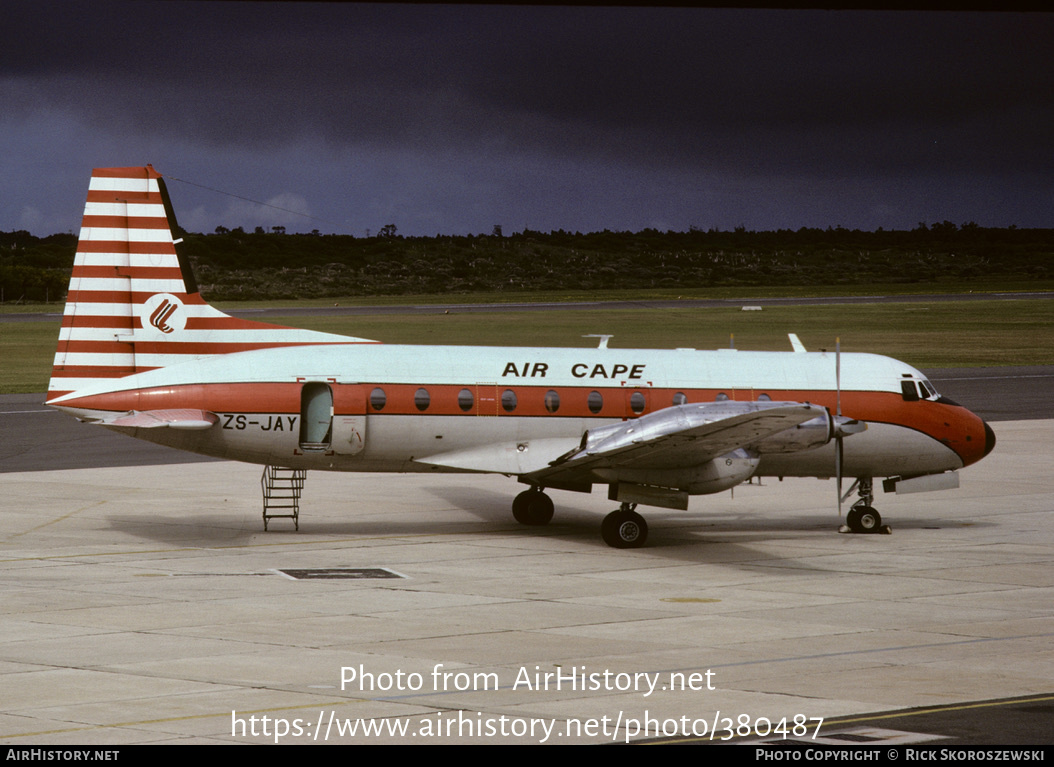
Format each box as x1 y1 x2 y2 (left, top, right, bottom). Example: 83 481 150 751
51 343 991 485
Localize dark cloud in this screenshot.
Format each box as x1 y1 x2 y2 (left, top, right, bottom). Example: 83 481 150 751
2 3 1051 236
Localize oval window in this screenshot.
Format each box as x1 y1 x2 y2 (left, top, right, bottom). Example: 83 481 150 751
629 391 646 415
672 392 687 406
758 393 771 401
414 388 430 411
501 389 517 412
370 387 387 411
588 391 603 414
544 390 560 414
458 388 474 412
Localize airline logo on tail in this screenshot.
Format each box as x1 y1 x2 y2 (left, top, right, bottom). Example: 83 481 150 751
144 293 184 334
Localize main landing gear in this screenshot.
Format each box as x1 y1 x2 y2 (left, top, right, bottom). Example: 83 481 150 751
840 477 892 535
601 503 648 549
512 487 554 526
511 490 649 548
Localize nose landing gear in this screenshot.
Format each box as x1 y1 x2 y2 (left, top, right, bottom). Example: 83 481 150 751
840 477 892 534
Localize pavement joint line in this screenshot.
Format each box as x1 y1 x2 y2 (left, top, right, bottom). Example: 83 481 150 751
648 693 1054 745
820 693 1054 727
0 528 547 563
14 690 1051 743
0 699 361 741
2 501 105 542
278 632 1054 706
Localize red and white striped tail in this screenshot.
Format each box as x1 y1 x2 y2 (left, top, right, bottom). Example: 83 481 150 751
48 166 373 402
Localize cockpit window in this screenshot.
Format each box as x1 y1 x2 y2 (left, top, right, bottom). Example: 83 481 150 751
901 378 940 402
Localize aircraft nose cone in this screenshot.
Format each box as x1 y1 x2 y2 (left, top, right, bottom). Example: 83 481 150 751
983 420 997 458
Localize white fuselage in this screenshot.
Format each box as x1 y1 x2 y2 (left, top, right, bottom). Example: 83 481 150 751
52 343 990 488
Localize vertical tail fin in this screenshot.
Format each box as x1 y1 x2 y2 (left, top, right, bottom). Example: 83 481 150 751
48 166 373 402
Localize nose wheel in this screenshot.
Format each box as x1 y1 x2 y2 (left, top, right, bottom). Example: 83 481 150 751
846 505 882 533
602 503 649 548
840 478 892 534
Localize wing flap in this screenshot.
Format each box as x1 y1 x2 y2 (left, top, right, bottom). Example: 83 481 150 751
417 437 582 475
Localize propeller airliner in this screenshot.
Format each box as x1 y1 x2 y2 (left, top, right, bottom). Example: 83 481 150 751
46 166 996 547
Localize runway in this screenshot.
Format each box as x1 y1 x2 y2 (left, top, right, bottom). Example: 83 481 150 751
1 378 1052 743
4 289 1053 324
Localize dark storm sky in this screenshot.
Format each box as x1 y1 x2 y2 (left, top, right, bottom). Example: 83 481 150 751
2 2 1051 236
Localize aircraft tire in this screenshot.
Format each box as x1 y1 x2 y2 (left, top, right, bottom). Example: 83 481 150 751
846 505 881 534
513 490 554 526
601 509 648 548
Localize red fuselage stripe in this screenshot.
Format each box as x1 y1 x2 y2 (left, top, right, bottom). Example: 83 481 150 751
58 381 989 466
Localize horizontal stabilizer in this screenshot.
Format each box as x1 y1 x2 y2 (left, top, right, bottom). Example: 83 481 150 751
97 409 219 430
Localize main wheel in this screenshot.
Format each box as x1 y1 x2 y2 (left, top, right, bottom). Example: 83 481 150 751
846 505 881 534
601 509 649 548
512 490 554 526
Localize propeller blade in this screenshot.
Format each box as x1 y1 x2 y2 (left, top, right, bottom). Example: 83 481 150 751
836 434 843 517
836 337 841 418
835 338 842 517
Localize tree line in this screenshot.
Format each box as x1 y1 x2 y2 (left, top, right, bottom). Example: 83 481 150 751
1 223 1050 303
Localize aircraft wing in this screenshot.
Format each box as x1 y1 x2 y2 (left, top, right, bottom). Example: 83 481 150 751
416 438 584 476
94 409 219 431
525 401 831 487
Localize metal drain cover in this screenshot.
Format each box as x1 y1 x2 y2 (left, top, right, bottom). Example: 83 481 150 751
277 568 405 580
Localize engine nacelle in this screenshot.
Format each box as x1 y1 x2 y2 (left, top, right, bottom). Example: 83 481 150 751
752 412 865 454
594 448 760 495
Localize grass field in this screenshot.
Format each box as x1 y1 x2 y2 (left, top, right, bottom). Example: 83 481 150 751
216 278 1054 308
4 296 1052 394
4 278 1052 313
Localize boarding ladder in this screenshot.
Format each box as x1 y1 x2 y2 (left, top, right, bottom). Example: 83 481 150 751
261 465 306 531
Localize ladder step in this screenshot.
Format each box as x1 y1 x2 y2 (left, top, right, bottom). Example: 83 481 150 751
261 465 306 531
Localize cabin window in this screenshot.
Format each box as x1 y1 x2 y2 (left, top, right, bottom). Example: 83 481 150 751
901 380 920 402
501 389 517 412
629 391 646 415
544 390 560 413
758 393 771 401
673 392 687 406
458 388 474 412
588 391 603 414
715 392 729 401
415 388 431 411
370 387 387 411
